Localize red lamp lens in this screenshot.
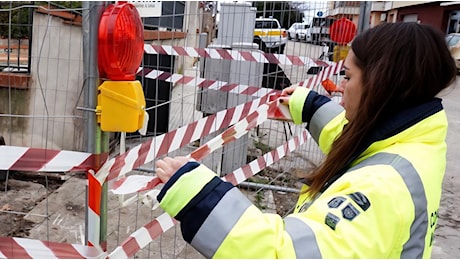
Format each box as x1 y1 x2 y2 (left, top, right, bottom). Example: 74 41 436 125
330 18 357 45
98 3 144 81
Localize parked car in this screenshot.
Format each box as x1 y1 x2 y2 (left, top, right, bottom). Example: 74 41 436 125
446 33 460 70
253 17 288 54
287 22 310 41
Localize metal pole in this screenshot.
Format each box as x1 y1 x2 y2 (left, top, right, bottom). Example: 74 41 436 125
83 2 103 154
28 2 34 73
358 1 371 34
82 1 107 249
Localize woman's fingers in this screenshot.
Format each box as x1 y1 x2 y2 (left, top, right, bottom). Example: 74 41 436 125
155 156 190 183
281 86 296 96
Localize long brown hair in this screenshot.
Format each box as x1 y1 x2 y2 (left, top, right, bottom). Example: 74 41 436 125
305 22 457 197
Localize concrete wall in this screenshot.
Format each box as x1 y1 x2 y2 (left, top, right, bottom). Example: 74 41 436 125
16 12 85 150
2 2 211 151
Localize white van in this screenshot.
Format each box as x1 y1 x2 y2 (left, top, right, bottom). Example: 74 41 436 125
305 17 335 44
287 22 311 42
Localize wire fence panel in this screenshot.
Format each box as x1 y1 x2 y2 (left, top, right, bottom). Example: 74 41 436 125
0 1 88 250
0 1 350 258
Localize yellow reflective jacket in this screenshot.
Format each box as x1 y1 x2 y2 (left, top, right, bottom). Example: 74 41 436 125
157 87 447 258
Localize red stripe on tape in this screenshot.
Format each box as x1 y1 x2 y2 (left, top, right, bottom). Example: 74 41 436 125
107 152 129 182
314 59 329 67
190 145 212 161
257 156 266 171
0 237 32 259
195 47 210 58
138 177 161 192
157 71 171 81
240 87 261 96
138 68 153 76
172 46 188 56
216 48 233 60
47 242 84 259
157 129 177 157
224 173 238 186
201 114 216 140
221 128 237 144
218 107 236 131
121 236 141 258
134 139 153 171
287 54 304 66
264 53 279 64
240 50 257 62
242 164 252 180
239 102 252 122
245 111 259 130
198 79 217 88
176 75 194 84
9 148 59 171
88 173 102 215
145 219 163 239
219 83 238 92
69 154 97 172
152 45 166 55
180 121 197 147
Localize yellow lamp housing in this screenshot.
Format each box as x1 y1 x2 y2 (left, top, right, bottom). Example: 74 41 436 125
96 80 146 132
333 45 350 63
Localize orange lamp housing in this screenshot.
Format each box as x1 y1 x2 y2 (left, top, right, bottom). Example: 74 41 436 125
98 2 144 81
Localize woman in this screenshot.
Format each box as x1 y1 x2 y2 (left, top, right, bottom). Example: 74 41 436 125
155 22 457 258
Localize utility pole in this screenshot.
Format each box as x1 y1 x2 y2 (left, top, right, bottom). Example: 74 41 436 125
358 1 371 34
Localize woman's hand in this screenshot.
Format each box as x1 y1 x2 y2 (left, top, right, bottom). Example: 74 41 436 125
155 156 190 183
279 85 296 105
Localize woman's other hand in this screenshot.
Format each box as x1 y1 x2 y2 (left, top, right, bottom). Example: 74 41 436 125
155 156 190 183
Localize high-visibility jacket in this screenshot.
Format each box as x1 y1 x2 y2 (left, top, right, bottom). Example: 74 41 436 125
157 87 447 258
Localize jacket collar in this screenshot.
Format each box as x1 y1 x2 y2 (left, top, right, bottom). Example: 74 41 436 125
320 98 444 192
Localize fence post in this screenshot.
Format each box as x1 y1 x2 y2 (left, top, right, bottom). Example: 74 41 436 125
82 1 109 251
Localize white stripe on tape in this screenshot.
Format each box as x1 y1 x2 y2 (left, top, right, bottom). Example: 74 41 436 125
14 238 57 259
133 227 151 249
39 151 90 172
157 212 175 231
0 146 28 169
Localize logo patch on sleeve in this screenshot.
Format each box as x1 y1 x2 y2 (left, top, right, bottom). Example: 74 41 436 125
327 196 346 208
342 203 360 220
325 213 340 230
348 192 371 211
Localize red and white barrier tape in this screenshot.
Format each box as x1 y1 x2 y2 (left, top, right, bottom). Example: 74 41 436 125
108 129 309 259
93 94 272 185
109 103 270 195
145 44 333 67
0 146 98 172
299 59 344 89
0 58 342 175
0 237 105 259
86 94 271 249
137 68 277 98
138 59 343 100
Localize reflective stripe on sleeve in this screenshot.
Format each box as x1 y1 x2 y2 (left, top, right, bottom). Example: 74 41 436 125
191 187 252 258
289 87 310 125
309 101 344 143
284 216 322 258
349 152 427 258
159 164 217 217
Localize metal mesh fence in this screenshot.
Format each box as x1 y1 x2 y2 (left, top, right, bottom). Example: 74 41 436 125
0 1 355 258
